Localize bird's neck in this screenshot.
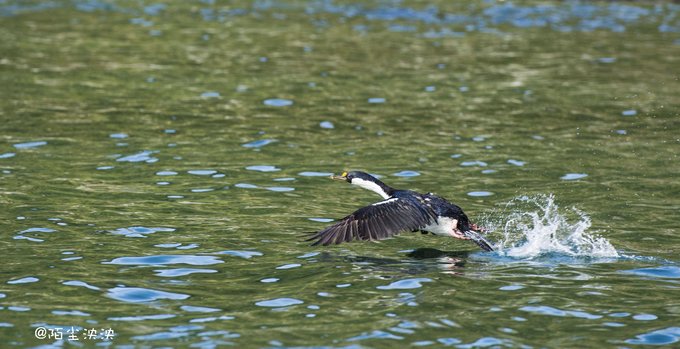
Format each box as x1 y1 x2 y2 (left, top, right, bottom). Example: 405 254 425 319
352 178 394 199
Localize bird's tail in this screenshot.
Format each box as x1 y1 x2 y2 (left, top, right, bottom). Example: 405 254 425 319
463 230 494 251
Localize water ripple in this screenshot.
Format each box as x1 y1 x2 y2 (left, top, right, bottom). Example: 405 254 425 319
7 277 40 285
561 173 588 180
14 141 47 149
109 226 175 238
188 169 217 176
265 186 295 192
180 305 221 313
242 139 276 148
319 121 334 129
621 266 680 279
298 171 333 177
461 160 488 167
392 170 420 177
62 280 100 291
109 314 175 321
104 255 223 266
255 298 304 307
246 165 280 172
214 250 263 259
263 98 293 107
106 286 190 303
276 263 301 270
626 327 680 345
377 278 432 290
116 150 158 163
520 305 602 319
154 268 218 277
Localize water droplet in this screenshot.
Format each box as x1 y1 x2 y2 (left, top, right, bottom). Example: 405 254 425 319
468 191 494 197
622 109 637 116
0 153 15 159
260 278 279 283
156 171 178 176
368 97 386 104
109 133 128 139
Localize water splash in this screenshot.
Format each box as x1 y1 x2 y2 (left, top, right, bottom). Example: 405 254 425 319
485 194 618 259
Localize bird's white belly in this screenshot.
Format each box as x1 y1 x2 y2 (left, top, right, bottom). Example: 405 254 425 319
423 216 459 237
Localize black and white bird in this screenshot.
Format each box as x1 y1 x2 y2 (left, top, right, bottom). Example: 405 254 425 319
307 171 494 251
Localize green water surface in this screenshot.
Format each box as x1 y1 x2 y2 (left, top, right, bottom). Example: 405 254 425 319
1 1 679 348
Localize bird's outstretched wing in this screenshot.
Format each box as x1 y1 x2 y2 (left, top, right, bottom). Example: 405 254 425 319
307 197 437 246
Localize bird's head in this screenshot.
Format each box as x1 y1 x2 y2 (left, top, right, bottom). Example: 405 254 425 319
331 171 392 199
331 171 373 183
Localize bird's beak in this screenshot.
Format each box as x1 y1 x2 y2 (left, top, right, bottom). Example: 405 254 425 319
462 230 494 252
331 171 348 181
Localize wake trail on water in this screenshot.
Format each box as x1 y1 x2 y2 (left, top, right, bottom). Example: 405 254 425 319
481 194 618 259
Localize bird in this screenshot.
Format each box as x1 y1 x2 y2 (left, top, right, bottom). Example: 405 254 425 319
307 171 494 251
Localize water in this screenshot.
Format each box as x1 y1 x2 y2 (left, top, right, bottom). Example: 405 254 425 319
1 0 680 348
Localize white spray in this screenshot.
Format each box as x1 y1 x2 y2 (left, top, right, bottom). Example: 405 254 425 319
483 194 618 259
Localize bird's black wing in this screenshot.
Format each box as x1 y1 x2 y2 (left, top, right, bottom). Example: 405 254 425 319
307 197 437 246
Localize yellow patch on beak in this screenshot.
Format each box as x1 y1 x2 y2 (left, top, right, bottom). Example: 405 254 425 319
341 171 348 177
